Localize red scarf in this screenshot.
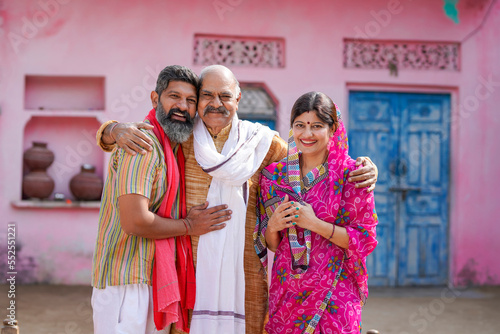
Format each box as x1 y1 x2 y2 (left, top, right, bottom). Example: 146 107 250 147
146 108 196 332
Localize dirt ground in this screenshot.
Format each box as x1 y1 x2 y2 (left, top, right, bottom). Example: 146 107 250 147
1 284 499 333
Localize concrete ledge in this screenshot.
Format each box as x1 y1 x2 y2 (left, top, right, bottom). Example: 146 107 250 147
11 200 100 210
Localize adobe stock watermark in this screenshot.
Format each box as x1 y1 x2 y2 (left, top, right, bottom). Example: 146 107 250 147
50 64 163 182
406 74 500 172
37 290 94 333
51 129 96 183
353 0 413 41
58 287 124 333
110 64 162 119
7 0 72 54
400 286 464 334
213 0 245 21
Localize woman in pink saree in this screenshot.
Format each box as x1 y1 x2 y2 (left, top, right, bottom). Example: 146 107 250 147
254 92 378 334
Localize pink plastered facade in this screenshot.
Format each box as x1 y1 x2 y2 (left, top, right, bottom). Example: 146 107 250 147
0 0 498 286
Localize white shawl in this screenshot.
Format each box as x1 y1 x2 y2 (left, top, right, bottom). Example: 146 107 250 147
190 115 276 334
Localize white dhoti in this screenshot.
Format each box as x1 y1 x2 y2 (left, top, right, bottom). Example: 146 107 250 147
92 284 171 334
190 115 276 334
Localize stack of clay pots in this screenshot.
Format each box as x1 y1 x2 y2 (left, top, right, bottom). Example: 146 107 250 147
22 141 55 199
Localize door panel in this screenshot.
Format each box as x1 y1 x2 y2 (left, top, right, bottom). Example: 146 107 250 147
348 91 450 286
348 92 398 287
397 93 450 285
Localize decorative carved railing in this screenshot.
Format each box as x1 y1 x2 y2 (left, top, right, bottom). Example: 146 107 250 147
343 39 460 71
193 34 285 68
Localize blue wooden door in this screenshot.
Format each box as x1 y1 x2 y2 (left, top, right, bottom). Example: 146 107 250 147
348 91 450 286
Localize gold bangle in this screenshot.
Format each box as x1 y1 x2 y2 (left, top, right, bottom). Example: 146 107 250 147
96 120 118 152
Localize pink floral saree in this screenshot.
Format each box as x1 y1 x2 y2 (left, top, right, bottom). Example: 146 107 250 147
254 107 378 334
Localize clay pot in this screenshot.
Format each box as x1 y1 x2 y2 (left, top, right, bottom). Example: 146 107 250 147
22 171 55 199
69 164 104 201
23 141 55 171
22 141 55 199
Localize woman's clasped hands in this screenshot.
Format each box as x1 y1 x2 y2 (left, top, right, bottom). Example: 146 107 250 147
268 195 318 233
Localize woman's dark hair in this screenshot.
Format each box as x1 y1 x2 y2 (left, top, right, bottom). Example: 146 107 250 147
290 92 338 132
155 65 199 97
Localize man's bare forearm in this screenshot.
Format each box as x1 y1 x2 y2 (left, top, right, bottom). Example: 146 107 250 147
121 211 188 239
118 194 231 239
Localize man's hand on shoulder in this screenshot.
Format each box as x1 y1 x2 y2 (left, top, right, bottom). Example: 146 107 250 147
110 122 154 155
349 157 378 192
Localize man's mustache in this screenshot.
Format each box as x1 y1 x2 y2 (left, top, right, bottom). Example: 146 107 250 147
167 108 193 123
203 105 230 116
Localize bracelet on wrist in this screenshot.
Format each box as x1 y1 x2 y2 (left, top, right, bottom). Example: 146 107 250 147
328 224 335 240
182 217 191 235
181 219 189 235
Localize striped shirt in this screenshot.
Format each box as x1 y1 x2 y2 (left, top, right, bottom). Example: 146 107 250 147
92 124 179 289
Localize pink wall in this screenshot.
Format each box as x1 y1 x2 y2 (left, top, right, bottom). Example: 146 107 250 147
0 0 498 286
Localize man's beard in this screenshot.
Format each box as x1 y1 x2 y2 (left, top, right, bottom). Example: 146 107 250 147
203 105 230 116
156 101 194 143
